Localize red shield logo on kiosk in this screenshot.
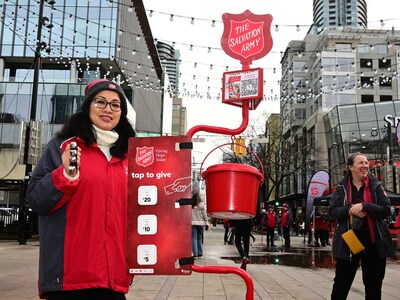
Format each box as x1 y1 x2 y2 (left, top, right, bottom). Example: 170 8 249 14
136 146 154 167
221 10 273 66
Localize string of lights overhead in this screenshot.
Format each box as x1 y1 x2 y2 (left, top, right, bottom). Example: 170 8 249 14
1 0 400 102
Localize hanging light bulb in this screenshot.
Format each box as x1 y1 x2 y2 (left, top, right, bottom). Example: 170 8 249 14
149 10 153 17
169 14 174 22
380 20 385 27
296 25 300 32
190 17 195 25
275 25 279 32
128 5 133 13
189 45 193 51
211 20 216 27
136 35 140 41
208 47 211 53
131 49 136 55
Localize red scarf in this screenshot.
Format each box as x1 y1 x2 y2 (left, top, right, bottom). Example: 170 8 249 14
347 176 376 243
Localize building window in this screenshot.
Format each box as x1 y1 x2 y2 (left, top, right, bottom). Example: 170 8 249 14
361 95 373 103
378 58 391 69
360 76 373 88
360 59 373 70
379 76 392 89
293 61 305 72
380 95 392 102
335 43 352 51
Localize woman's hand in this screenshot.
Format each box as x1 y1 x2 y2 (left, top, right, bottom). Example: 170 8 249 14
62 143 81 177
350 203 367 218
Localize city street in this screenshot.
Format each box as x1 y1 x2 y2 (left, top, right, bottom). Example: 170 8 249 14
0 226 399 299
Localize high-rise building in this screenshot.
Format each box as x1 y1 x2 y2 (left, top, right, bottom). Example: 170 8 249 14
156 41 180 98
279 23 400 202
313 0 367 30
171 98 187 136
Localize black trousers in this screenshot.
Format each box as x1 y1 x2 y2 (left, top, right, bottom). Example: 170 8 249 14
266 227 275 246
45 288 126 300
235 229 250 258
331 245 386 300
282 226 291 247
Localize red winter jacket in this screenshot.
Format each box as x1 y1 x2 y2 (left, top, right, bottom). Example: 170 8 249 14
27 137 132 298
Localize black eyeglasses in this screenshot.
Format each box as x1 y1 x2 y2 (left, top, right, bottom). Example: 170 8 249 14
93 97 121 112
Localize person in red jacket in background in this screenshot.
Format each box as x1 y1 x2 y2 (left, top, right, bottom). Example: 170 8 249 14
321 211 331 246
314 210 324 246
263 205 277 247
280 203 293 248
27 80 135 300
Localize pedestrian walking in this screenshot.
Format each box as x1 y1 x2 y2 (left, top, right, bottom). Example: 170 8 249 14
230 218 253 270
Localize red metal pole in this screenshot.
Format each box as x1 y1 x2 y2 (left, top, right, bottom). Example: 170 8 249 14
186 100 249 138
191 264 254 300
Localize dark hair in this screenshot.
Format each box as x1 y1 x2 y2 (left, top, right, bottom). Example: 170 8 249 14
345 152 366 176
56 96 135 159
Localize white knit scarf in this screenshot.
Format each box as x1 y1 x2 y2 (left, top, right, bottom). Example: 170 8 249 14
92 125 119 161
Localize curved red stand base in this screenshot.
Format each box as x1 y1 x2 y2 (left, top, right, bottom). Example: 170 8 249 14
191 264 254 300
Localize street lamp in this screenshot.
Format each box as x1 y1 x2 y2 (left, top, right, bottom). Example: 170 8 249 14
328 143 340 193
18 0 56 245
387 122 397 193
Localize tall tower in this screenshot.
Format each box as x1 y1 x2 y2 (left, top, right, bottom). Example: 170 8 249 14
313 0 367 30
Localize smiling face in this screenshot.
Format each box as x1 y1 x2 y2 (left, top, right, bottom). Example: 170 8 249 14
89 90 121 131
349 154 369 181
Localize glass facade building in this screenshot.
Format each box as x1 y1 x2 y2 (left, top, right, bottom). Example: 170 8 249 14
324 101 400 191
0 1 165 208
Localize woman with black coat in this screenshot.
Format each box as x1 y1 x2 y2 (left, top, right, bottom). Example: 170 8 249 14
329 152 395 300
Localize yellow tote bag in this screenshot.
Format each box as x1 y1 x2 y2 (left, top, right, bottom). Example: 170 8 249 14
341 215 365 254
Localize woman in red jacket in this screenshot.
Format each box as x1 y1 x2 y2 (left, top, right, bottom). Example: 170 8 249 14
27 79 135 299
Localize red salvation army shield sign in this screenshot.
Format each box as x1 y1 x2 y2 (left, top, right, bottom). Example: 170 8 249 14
136 146 154 167
221 10 273 66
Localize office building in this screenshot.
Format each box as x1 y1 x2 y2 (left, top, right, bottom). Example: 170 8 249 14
313 0 367 30
0 0 165 205
279 26 400 203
